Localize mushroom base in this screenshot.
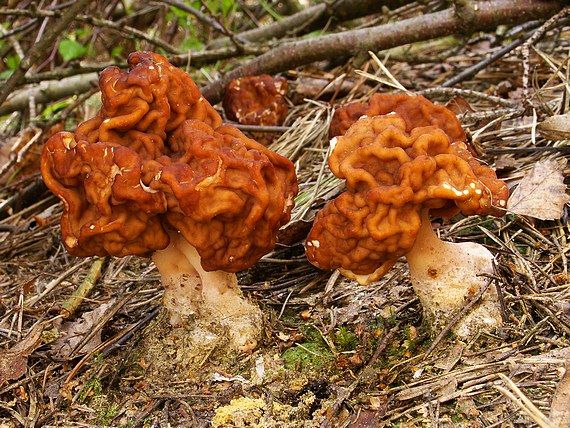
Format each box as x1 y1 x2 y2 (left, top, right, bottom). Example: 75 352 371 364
152 231 263 352
406 213 502 338
135 317 246 389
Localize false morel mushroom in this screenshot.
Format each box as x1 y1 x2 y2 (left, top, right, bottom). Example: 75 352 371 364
306 96 508 337
41 52 298 350
223 74 289 145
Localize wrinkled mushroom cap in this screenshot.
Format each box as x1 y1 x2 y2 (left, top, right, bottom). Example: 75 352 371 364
148 119 297 271
223 75 289 127
329 93 466 143
306 110 508 283
41 52 298 271
41 132 169 257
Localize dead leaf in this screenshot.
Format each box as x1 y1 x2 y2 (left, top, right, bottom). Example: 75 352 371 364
0 324 44 386
537 113 570 141
508 158 569 220
346 408 384 427
50 299 116 358
277 218 313 245
550 359 570 427
445 95 475 116
434 342 465 372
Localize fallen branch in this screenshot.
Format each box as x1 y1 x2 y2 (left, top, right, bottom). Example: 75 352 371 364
201 0 565 104
206 0 413 49
0 72 99 116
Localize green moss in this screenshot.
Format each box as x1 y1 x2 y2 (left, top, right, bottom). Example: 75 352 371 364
282 342 333 371
94 401 119 426
333 326 359 351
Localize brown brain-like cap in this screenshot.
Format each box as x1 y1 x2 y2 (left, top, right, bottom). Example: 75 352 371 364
152 120 297 272
223 75 289 128
75 51 222 159
329 94 466 143
41 53 298 270
40 132 169 257
306 111 508 283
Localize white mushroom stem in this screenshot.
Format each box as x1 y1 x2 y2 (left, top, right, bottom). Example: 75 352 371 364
405 211 502 338
151 231 263 351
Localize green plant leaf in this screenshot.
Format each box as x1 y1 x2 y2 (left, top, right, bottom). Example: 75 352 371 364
58 39 86 62
111 46 123 58
6 55 20 70
220 0 234 16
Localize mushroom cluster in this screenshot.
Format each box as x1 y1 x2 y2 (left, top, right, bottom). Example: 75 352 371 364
41 52 298 349
306 96 509 336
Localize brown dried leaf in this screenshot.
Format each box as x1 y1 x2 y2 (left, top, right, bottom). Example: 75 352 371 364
508 158 569 220
50 299 115 357
346 409 383 427
550 359 570 427
277 218 313 245
0 324 44 386
537 113 570 141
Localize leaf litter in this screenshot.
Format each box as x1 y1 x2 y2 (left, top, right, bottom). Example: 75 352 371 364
0 6 570 428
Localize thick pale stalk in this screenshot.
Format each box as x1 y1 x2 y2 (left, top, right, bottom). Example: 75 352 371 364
152 231 263 350
405 212 502 337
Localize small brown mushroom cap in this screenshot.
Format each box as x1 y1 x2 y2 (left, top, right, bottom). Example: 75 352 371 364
223 75 289 128
306 111 508 283
41 52 298 271
329 93 466 143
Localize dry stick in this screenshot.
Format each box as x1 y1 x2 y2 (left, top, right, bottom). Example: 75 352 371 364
63 302 158 388
207 0 413 50
130 399 166 428
195 0 248 50
60 257 107 319
0 7 179 54
0 72 99 117
158 0 227 34
75 14 181 54
24 259 92 308
0 18 38 41
201 0 564 105
100 306 161 358
440 27 538 88
14 65 113 84
0 0 95 107
495 373 557 428
68 284 143 358
417 87 518 108
0 128 42 178
521 7 570 102
209 3 328 49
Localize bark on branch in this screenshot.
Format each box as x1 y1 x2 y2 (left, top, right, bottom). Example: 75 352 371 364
0 73 99 117
206 0 414 49
201 0 565 104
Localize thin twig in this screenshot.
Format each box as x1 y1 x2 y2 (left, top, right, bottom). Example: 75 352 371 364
495 373 557 428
